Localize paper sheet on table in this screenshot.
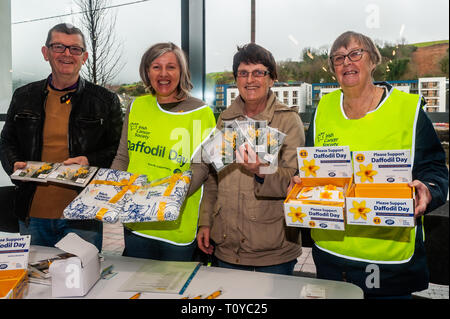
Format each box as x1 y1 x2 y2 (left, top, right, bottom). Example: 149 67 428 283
119 260 200 294
300 284 326 299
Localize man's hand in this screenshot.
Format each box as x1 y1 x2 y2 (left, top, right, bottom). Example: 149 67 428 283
197 226 214 255
13 161 27 172
408 180 432 217
63 156 89 166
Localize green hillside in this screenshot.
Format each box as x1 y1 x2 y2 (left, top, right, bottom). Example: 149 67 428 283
412 40 449 47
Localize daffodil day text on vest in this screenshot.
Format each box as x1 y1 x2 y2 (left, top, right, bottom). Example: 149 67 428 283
128 140 188 167
128 121 212 169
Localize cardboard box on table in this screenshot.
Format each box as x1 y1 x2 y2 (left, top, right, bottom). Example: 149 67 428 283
0 235 30 299
345 150 415 227
49 233 100 297
284 146 353 231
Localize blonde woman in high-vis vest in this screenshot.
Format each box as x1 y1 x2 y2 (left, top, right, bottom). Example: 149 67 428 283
290 31 448 298
111 43 216 261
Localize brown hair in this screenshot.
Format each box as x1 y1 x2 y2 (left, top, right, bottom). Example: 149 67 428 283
328 31 381 74
139 42 193 100
232 43 278 80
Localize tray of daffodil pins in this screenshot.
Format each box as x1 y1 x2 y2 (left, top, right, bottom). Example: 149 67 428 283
346 150 415 227
284 146 353 231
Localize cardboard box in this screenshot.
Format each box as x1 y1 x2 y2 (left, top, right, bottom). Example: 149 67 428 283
284 177 351 231
346 150 415 227
0 235 30 299
297 146 353 178
284 146 353 231
49 233 100 297
0 269 29 299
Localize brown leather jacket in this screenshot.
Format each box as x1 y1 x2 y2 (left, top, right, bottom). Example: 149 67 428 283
199 91 305 266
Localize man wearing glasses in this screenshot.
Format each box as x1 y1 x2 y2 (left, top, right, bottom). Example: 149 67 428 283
0 23 123 251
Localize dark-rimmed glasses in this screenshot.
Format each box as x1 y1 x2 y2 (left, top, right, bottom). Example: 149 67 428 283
48 43 85 56
330 49 366 66
236 70 270 78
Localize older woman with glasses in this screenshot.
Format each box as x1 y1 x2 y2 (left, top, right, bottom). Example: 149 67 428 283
197 43 305 275
292 31 448 298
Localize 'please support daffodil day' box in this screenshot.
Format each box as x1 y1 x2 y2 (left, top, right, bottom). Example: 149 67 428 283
284 146 353 231
346 149 415 227
0 235 30 299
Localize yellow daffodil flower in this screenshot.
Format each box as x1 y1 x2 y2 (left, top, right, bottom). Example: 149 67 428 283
288 207 307 223
300 159 320 177
320 191 332 199
349 200 371 220
356 163 378 183
300 187 314 194
267 132 278 147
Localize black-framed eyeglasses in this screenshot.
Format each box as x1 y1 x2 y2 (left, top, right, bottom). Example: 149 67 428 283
48 43 85 56
330 49 366 66
236 70 270 78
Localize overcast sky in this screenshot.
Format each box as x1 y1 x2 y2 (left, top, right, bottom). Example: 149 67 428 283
11 0 450 85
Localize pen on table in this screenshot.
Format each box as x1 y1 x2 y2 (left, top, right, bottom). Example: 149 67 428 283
207 254 212 267
205 290 222 299
130 292 141 299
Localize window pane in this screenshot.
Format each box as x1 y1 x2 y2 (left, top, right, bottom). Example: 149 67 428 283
11 0 181 89
206 0 449 115
4 0 181 187
205 0 250 110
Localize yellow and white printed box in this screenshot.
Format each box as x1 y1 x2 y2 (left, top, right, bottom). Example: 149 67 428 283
352 149 412 184
0 235 30 299
284 178 350 231
0 269 28 299
346 150 415 227
297 146 353 178
285 146 354 231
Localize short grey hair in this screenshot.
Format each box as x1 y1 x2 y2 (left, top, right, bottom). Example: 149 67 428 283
139 42 193 100
45 23 86 48
328 31 382 74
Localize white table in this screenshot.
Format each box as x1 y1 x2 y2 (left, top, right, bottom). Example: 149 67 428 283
26 245 363 299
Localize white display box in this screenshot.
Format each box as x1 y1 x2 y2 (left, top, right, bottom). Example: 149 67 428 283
346 150 415 227
284 177 351 231
49 233 100 297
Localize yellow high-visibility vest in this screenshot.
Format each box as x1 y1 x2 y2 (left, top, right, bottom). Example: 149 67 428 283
126 94 216 245
312 87 422 263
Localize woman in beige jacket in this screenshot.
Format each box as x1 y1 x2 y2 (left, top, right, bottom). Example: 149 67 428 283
197 43 305 275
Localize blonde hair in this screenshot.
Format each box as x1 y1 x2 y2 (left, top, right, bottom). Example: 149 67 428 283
139 42 193 100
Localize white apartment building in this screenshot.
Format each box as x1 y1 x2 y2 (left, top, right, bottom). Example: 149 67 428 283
313 78 446 112
225 82 312 112
419 77 447 112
